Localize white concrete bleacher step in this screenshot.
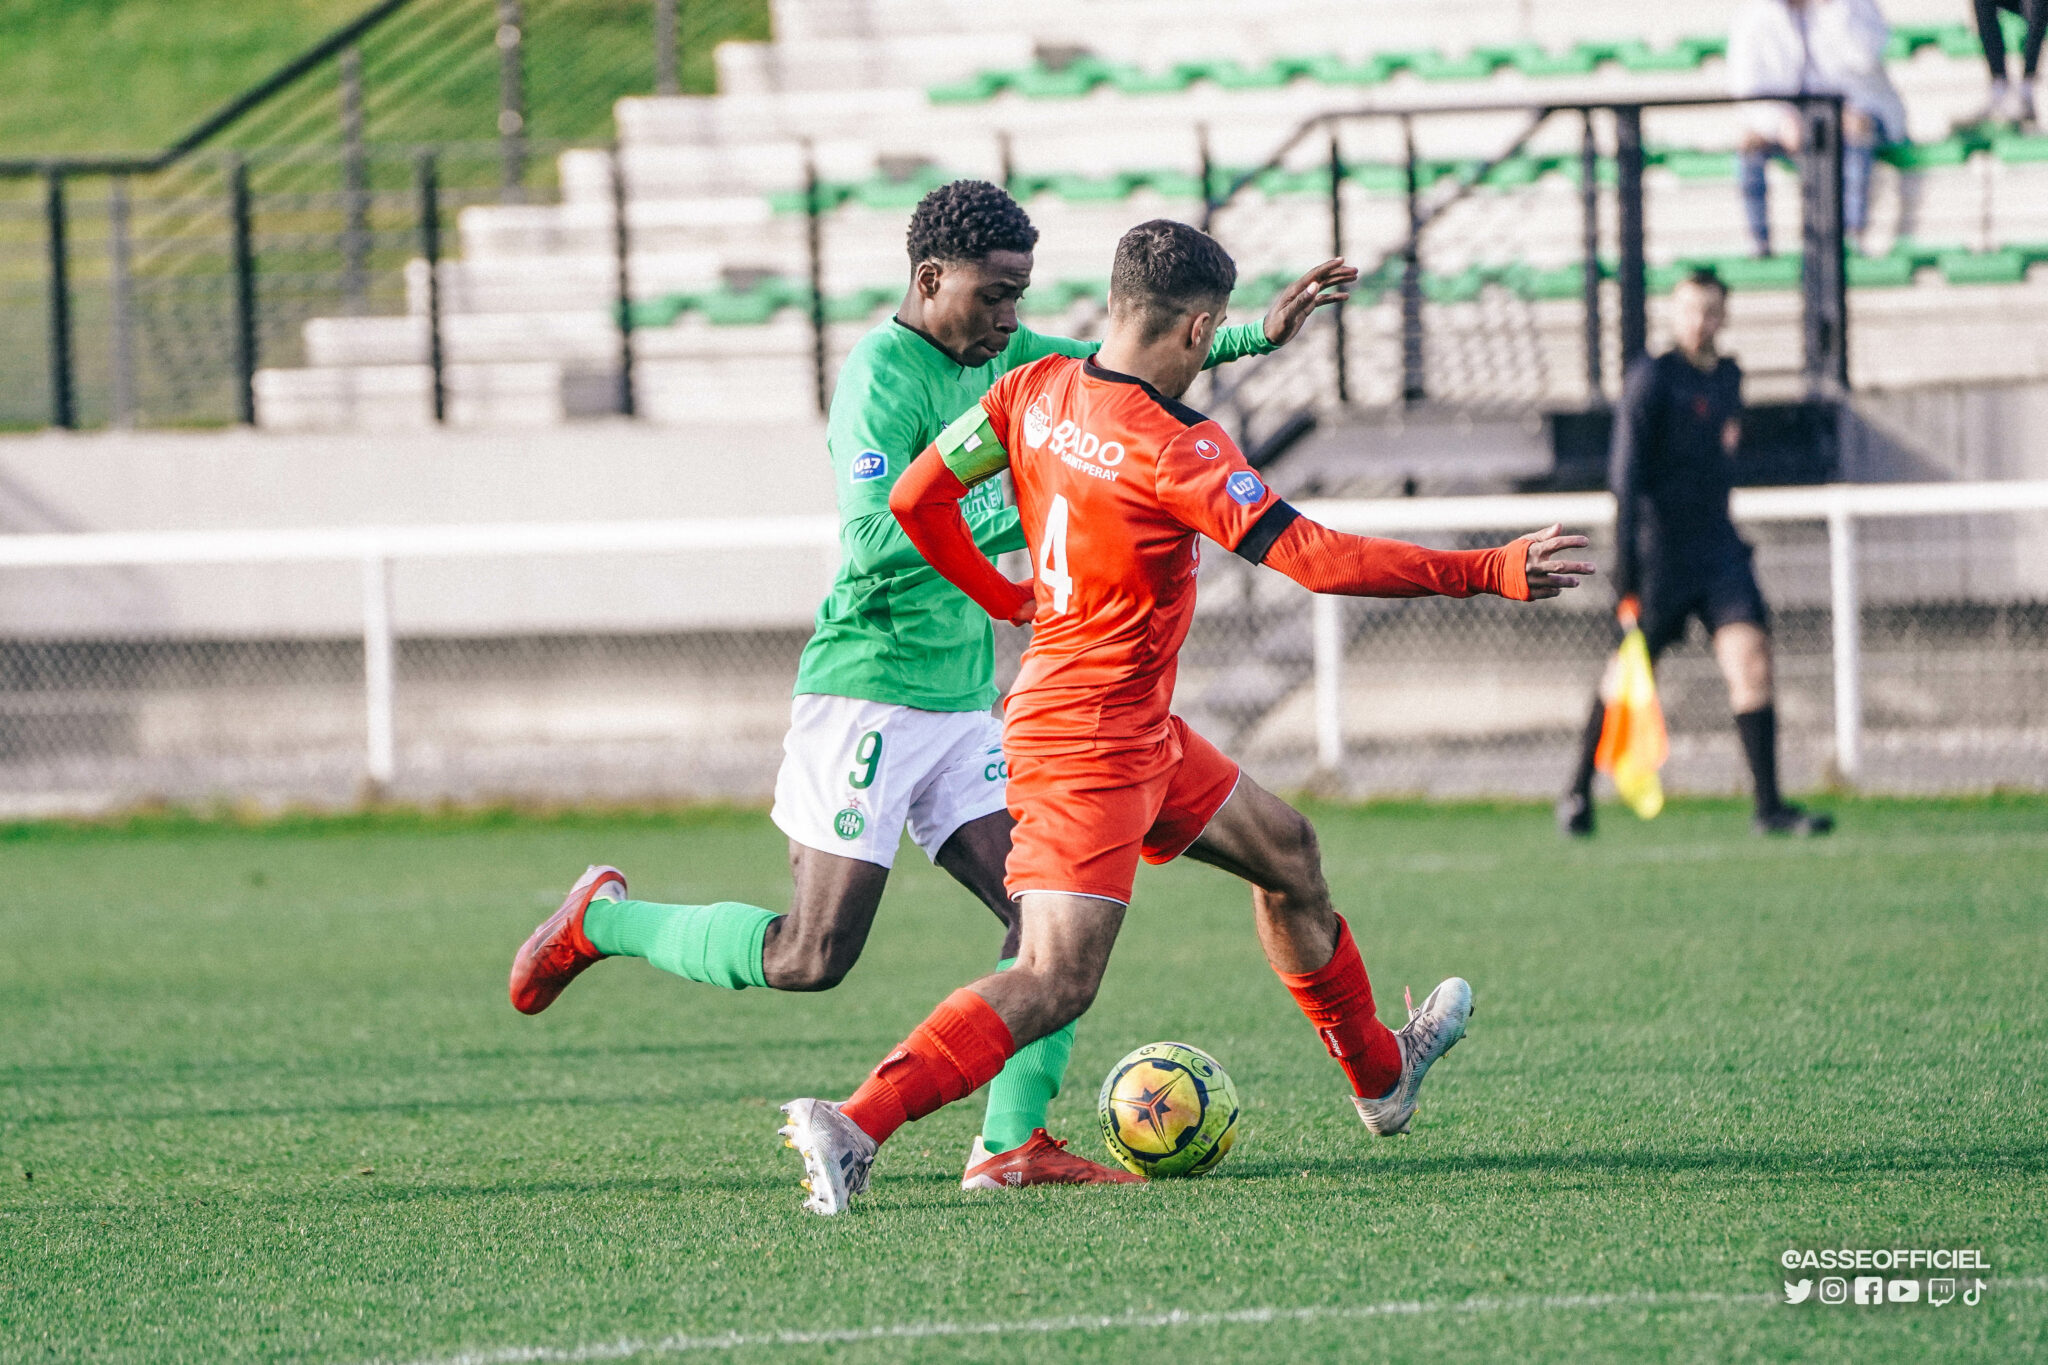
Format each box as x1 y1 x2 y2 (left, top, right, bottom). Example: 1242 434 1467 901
254 362 566 431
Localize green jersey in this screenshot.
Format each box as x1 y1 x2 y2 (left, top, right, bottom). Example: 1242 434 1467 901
793 316 1276 712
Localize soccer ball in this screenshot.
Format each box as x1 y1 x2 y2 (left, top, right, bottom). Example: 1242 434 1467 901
1097 1041 1239 1178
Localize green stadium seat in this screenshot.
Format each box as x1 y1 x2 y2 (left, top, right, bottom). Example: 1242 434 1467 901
1299 54 1397 86
1939 247 2028 283
1103 65 1195 95
1847 252 1920 287
1503 44 1600 78
1662 150 1740 180
1407 49 1507 82
1993 133 2048 163
1612 39 1708 73
927 71 1009 104
1883 137 1977 170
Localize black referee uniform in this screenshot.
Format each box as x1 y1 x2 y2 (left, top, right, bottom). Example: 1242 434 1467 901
1560 348 1829 835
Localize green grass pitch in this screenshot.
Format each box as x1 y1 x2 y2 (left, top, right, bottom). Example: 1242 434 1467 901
4 796 2045 1362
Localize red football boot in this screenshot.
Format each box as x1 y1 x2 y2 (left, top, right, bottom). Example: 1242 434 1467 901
961 1129 1145 1190
509 864 625 1015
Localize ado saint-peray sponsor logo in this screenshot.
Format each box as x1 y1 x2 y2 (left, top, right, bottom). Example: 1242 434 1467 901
1038 408 1126 482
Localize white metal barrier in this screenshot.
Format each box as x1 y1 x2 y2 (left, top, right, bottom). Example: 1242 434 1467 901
1297 480 2048 780
3 482 2047 790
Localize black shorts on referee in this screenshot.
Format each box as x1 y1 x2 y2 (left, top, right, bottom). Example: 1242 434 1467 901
1639 544 1769 658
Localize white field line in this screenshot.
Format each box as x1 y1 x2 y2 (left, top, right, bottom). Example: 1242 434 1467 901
372 1278 2048 1365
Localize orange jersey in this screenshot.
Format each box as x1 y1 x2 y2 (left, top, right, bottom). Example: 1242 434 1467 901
976 355 1295 755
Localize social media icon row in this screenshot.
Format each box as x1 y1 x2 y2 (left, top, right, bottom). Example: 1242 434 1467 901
1789 1277 1984 1306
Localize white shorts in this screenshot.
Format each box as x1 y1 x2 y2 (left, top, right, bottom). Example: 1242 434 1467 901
770 694 1009 868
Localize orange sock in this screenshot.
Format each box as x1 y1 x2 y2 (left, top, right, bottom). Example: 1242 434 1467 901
1276 916 1402 1099
840 988 1017 1144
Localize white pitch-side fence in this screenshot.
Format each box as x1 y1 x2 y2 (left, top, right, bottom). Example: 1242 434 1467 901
3 481 2047 791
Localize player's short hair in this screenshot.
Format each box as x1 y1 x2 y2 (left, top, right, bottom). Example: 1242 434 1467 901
905 180 1040 265
1679 266 1728 296
1108 219 1238 343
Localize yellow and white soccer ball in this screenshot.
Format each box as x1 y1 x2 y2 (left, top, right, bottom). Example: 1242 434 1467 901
1098 1041 1239 1178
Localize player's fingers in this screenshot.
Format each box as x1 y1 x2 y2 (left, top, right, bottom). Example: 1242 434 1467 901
1309 290 1352 309
1536 558 1598 577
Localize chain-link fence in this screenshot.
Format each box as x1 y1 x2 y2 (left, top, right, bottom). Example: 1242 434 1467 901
3 491 2042 816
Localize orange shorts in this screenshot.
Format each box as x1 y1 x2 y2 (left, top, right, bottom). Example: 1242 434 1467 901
1003 715 1242 905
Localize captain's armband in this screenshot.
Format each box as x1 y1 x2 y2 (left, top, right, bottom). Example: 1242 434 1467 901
934 404 1010 486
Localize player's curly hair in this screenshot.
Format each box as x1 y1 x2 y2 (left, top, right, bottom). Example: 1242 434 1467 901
905 180 1040 265
1109 219 1238 342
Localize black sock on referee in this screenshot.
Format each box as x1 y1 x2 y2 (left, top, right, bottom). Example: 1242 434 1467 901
1734 704 1781 815
1567 696 1605 799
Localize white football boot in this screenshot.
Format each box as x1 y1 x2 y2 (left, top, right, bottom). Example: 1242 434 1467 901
961 1135 995 1190
777 1098 877 1215
1352 977 1474 1136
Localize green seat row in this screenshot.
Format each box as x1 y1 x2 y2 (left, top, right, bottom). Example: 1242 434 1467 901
624 243 2048 330
924 23 2017 105
757 130 2048 222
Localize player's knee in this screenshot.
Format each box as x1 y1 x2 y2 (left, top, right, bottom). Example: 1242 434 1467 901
1268 810 1327 902
767 932 859 992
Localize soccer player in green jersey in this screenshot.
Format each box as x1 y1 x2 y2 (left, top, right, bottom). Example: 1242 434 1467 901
510 180 1354 1188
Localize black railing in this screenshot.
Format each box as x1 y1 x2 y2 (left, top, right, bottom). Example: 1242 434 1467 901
0 0 748 430
1200 94 1851 421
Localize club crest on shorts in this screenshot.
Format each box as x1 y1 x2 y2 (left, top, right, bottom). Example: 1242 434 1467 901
1023 397 1053 448
833 807 866 840
1226 470 1265 506
851 451 888 482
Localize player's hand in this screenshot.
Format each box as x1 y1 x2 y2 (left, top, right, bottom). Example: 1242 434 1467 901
1004 580 1038 627
1261 258 1358 346
1616 594 1641 630
1520 524 1595 600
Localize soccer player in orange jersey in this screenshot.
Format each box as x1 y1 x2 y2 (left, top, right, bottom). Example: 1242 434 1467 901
775 219 1595 1213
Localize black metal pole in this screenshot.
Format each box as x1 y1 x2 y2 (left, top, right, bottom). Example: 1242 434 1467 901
1400 115 1424 407
1197 124 1215 232
340 44 369 313
997 131 1015 196
1614 105 1647 370
416 152 445 423
1580 108 1605 402
43 168 75 429
1328 127 1349 406
655 0 679 96
496 0 526 202
229 154 259 426
610 143 637 417
108 173 136 427
805 143 829 416
1800 96 1850 395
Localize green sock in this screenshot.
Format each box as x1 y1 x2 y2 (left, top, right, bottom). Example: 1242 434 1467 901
583 898 776 990
980 957 1078 1153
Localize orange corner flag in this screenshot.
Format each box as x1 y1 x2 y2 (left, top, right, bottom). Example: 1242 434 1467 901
1593 627 1667 819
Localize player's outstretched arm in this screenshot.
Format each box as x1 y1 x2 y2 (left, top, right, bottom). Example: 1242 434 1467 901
1262 516 1595 601
1257 259 1359 349
890 447 1035 625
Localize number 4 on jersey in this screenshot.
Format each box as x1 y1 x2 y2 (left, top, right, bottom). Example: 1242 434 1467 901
1039 494 1074 614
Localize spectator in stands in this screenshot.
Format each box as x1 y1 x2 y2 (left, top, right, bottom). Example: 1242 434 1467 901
1969 0 2047 125
1559 268 1834 839
1727 0 1907 256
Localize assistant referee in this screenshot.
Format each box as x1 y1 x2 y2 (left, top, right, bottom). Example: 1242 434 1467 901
1560 268 1832 837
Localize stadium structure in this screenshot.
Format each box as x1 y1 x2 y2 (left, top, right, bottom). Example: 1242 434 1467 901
2 0 2046 813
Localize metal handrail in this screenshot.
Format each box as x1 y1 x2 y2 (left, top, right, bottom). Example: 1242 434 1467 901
0 0 421 178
